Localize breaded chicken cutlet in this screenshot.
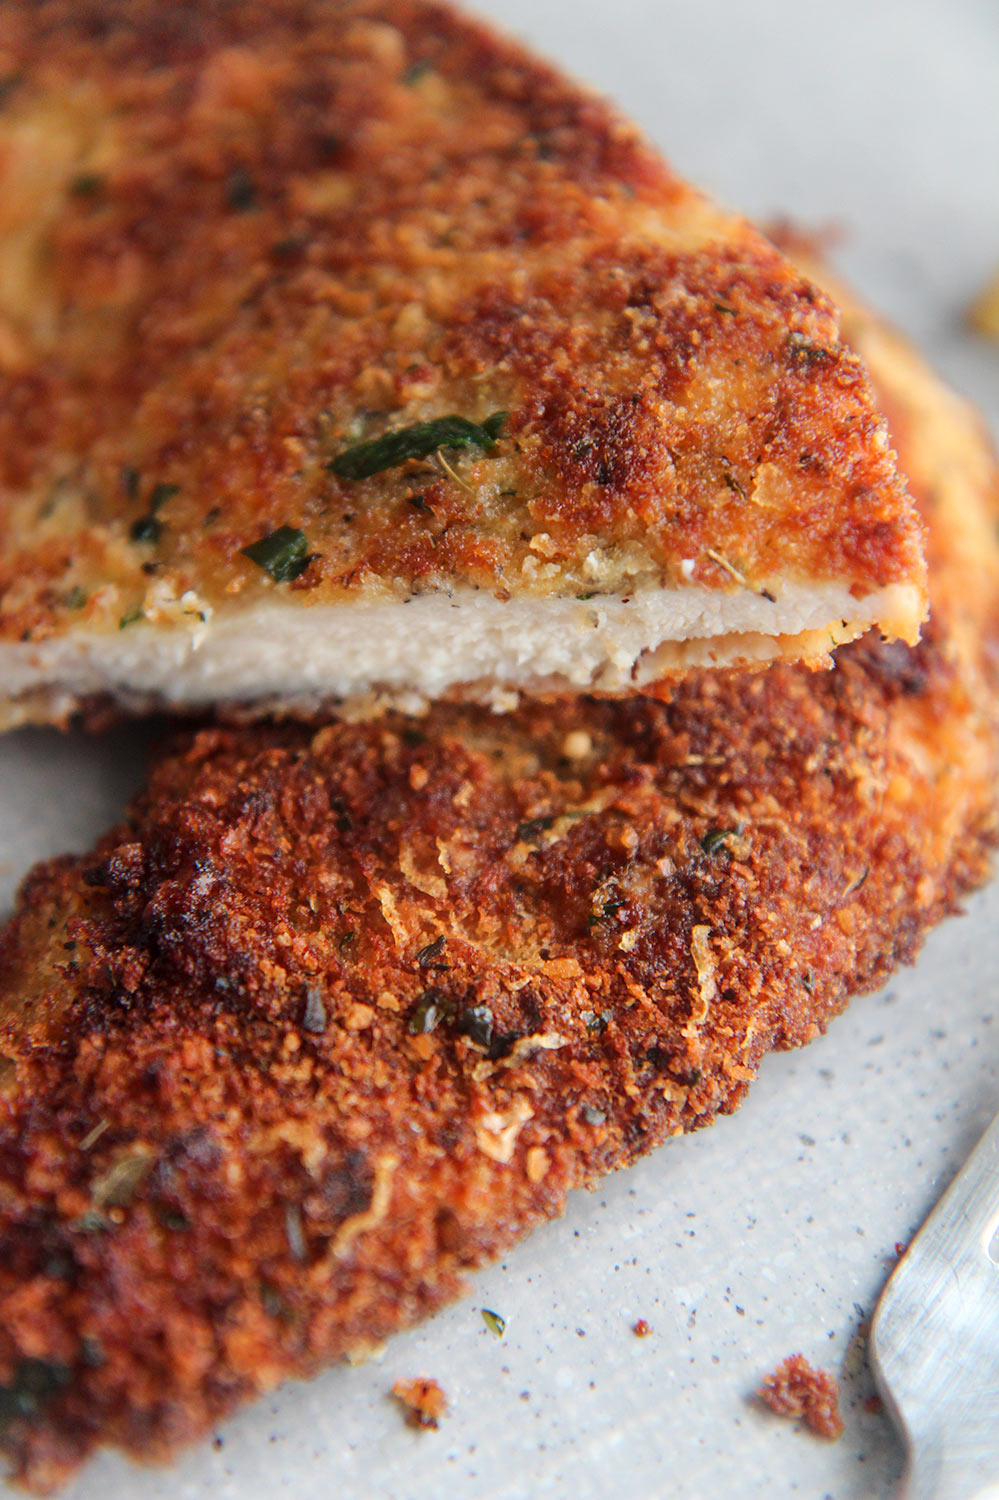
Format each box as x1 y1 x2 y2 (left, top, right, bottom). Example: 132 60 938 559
0 0 928 729
0 266 995 1490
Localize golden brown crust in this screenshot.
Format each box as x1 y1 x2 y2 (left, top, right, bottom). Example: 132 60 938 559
0 0 923 658
0 429 995 1488
0 273 992 1486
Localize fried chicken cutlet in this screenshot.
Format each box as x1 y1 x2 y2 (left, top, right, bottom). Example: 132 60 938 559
0 276 995 1488
0 0 927 728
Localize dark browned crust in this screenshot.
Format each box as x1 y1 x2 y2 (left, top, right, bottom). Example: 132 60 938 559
0 276 994 1484
0 0 923 652
0 634 995 1484
759 1355 844 1440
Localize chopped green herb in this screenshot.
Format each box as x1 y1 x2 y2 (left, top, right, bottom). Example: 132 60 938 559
587 898 625 929
119 604 144 630
403 59 433 84
700 827 739 856
844 864 870 896
688 1068 703 1086
802 970 814 993
415 935 448 970
786 330 831 367
458 1004 494 1049
129 514 162 544
722 472 746 500
63 586 88 610
582 1009 612 1035
69 172 103 198
149 482 180 512
0 1360 71 1430
328 412 507 481
91 1151 153 1210
121 465 141 500
225 166 258 212
481 1308 506 1338
70 1209 110 1234
516 815 555 843
338 930 357 951
713 301 737 315
241 526 311 582
408 990 451 1035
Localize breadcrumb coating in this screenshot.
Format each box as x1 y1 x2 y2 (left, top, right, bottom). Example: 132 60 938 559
0 265 993 1487
0 0 925 724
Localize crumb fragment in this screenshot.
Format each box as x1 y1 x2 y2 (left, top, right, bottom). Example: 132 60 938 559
632 1319 652 1337
969 270 999 341
759 1354 844 1440
391 1376 448 1430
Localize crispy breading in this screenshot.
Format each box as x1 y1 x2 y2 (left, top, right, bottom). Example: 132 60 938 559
0 0 926 724
0 264 995 1489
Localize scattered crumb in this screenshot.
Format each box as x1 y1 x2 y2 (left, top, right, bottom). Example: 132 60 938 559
391 1376 448 1430
969 269 999 341
632 1319 652 1337
894 1241 908 1258
759 1354 844 1440
864 1394 884 1415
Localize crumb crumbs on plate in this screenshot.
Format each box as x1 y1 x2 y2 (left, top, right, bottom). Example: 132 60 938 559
391 1377 448 1431
758 1354 844 1440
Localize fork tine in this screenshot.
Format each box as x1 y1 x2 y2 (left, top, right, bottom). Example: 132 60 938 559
870 1110 999 1500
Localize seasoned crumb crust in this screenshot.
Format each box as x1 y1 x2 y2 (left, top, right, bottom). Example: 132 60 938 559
0 257 996 1484
0 0 923 657
1 612 996 1488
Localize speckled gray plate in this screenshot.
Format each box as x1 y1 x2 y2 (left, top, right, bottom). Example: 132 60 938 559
2 1 999 1495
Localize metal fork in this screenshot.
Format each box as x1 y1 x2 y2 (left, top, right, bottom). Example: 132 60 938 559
870 1109 999 1500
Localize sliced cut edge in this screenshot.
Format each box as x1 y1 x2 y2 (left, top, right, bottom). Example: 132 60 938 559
0 579 923 728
